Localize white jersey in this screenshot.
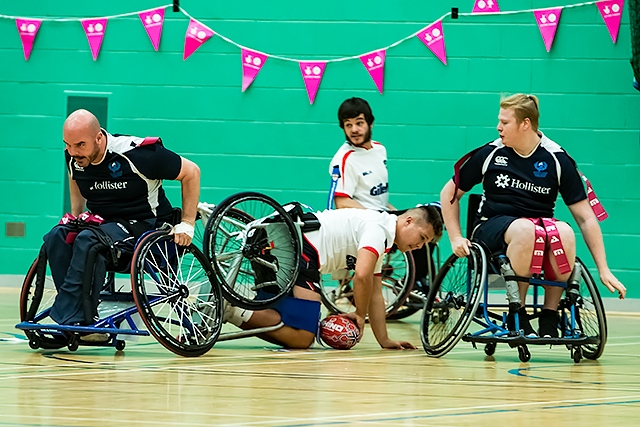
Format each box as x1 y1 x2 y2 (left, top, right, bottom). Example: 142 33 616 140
304 209 397 275
329 141 389 210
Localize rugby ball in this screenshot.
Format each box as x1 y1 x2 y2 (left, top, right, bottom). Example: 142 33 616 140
319 315 360 350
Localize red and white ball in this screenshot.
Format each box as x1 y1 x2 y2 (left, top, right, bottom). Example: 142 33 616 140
319 315 360 350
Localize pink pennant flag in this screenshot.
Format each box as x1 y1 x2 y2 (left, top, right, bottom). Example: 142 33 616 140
534 8 563 52
359 50 386 94
183 19 214 60
81 19 107 61
15 19 41 61
472 0 500 13
417 20 447 65
299 61 326 104
597 0 624 44
241 48 268 92
139 7 165 51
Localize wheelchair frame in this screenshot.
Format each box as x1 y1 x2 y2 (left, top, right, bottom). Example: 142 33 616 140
420 195 608 363
16 196 300 357
16 227 225 357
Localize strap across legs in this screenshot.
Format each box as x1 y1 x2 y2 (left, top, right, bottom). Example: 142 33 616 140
541 218 571 275
527 218 571 276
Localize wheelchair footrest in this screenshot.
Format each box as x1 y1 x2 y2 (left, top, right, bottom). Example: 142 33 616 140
462 333 600 347
217 322 284 342
15 322 150 337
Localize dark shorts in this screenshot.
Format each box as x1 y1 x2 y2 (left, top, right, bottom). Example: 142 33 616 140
270 296 321 334
471 215 519 255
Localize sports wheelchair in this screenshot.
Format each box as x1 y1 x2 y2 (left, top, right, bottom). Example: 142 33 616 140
420 195 607 363
16 196 304 357
16 211 225 357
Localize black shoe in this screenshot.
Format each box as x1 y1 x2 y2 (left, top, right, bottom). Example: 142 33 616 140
507 306 537 337
538 309 560 338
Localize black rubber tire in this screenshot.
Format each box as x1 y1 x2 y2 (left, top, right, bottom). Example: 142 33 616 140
132 231 222 357
421 243 487 357
203 192 300 310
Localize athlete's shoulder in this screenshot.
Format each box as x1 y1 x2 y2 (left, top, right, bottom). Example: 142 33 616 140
105 130 145 155
370 140 387 155
539 132 578 166
539 132 565 154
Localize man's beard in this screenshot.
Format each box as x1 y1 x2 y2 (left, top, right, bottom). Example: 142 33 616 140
346 127 372 146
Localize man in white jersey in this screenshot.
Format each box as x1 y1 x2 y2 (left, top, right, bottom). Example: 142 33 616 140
329 97 394 210
224 206 443 349
328 98 436 310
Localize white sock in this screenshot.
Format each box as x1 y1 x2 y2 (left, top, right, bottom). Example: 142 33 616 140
225 305 254 327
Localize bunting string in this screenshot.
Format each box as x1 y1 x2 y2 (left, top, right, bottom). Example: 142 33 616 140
1 0 624 101
0 1 613 62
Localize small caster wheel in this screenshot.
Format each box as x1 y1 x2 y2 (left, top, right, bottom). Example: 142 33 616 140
572 347 582 363
115 340 126 351
518 345 531 362
485 342 496 356
29 337 41 350
68 335 79 352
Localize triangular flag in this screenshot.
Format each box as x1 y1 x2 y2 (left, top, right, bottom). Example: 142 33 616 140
183 19 214 60
597 0 624 43
299 61 326 104
15 19 41 61
241 48 268 92
417 20 447 65
139 7 165 51
81 19 108 61
534 8 563 52
472 0 500 13
359 50 386 94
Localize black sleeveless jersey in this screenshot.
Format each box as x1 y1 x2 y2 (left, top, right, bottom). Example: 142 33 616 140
66 130 182 221
457 133 587 219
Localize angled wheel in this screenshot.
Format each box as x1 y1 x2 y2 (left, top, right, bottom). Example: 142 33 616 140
132 231 222 357
564 258 607 360
20 247 57 324
320 247 415 317
203 192 300 310
421 243 486 357
19 248 68 349
388 243 439 320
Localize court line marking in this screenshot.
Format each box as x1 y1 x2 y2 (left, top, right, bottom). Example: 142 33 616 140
213 394 640 426
0 335 638 378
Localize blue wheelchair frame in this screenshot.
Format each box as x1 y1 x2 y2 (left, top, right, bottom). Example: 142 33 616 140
421 194 607 363
460 250 604 363
16 228 224 356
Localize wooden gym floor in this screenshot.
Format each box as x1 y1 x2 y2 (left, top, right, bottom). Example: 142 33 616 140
0 285 639 427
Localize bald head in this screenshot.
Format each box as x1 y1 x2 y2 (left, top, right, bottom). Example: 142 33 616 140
63 109 105 167
64 109 100 135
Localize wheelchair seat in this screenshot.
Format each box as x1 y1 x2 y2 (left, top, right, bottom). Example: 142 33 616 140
419 194 607 363
16 220 224 357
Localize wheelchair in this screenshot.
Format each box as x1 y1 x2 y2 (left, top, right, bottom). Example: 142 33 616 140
201 192 302 311
16 223 224 357
420 195 607 363
17 194 318 355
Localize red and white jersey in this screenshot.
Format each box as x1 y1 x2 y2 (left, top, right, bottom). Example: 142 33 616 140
305 208 397 275
329 141 389 210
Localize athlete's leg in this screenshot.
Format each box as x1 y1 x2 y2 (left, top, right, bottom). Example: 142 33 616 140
504 218 536 303
230 287 321 349
539 221 576 337
49 222 131 325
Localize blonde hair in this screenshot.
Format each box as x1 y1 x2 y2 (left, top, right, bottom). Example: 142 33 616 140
500 94 540 131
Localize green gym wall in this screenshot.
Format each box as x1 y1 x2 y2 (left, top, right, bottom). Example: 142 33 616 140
0 1 638 298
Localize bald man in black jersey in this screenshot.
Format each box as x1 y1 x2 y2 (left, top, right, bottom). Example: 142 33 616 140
43 110 200 332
